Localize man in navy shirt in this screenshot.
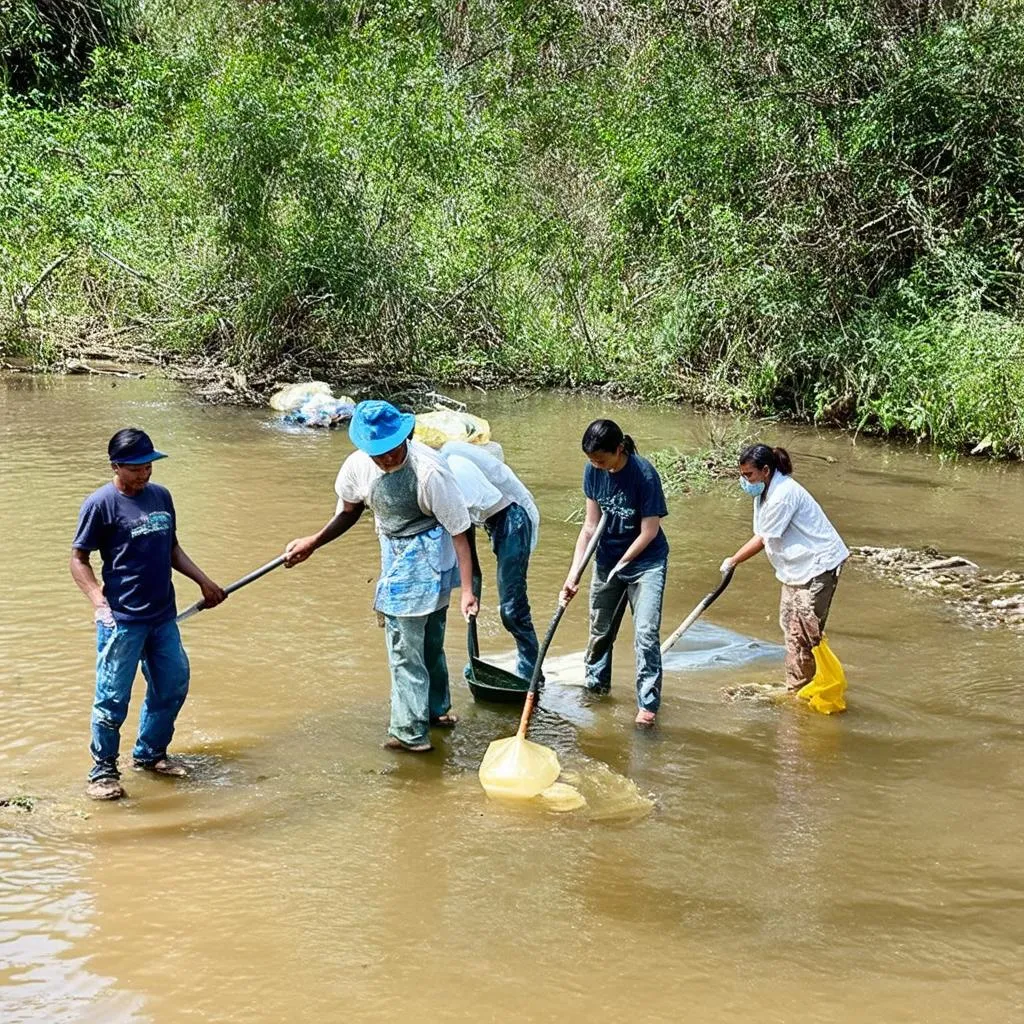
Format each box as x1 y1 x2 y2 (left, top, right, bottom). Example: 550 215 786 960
70 429 225 800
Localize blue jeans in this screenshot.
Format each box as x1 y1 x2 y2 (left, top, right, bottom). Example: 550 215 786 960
90 617 191 781
484 504 540 680
585 559 667 712
383 606 450 747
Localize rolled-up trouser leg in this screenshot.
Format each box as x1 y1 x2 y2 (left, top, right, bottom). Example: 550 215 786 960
779 569 839 689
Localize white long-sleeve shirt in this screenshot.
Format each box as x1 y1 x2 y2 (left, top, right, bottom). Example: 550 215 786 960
753 474 848 585
440 441 540 549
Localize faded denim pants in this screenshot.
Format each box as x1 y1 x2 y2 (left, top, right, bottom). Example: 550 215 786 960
90 617 191 781
383 606 450 747
585 559 667 713
484 504 540 680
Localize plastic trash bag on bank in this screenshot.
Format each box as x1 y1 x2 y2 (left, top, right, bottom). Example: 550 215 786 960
796 635 847 714
285 393 355 428
269 381 355 429
415 408 490 448
269 382 333 413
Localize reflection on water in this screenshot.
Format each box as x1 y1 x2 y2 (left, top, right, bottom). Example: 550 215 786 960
1 373 1022 1023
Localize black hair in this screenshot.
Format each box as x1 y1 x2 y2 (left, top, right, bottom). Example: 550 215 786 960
738 443 793 476
108 427 150 463
581 419 637 456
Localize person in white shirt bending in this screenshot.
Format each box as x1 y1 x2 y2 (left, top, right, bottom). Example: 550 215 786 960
720 444 849 691
440 441 541 681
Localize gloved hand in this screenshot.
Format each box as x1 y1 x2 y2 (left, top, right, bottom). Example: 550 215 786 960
719 558 734 575
94 604 115 628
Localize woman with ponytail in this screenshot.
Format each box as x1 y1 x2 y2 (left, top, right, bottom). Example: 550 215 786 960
561 419 669 726
721 444 849 690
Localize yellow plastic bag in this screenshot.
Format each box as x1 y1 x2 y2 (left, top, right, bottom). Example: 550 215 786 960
414 408 491 448
796 635 847 714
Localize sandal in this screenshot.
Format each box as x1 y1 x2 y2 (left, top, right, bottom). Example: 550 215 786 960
86 777 125 801
133 757 188 777
383 737 433 753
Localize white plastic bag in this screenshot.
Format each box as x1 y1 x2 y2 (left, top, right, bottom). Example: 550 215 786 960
269 381 333 413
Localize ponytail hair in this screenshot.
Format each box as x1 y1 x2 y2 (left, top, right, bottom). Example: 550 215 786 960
739 443 792 476
582 419 637 456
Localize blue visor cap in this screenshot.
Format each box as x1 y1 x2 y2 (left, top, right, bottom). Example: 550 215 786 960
117 449 168 465
349 400 416 457
109 433 168 464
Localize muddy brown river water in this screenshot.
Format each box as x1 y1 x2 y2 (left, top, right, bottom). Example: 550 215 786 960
1 373 1021 1023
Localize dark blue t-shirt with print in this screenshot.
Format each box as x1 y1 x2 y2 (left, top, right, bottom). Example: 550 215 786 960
72 482 178 624
583 453 669 571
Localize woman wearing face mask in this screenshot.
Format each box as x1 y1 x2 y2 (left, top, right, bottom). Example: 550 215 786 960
721 444 849 691
561 419 669 726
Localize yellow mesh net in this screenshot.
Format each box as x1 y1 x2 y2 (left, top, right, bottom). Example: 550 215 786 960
478 735 561 799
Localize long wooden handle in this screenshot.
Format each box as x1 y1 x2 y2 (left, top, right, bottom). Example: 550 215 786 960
176 555 287 624
659 567 734 654
516 512 609 739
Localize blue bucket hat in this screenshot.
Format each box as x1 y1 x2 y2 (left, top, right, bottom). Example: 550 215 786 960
349 400 415 457
108 428 168 465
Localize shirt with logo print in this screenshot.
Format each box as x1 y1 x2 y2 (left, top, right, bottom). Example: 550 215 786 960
73 482 178 624
583 453 669 571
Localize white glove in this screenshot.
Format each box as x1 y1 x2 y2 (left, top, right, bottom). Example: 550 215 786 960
719 558 734 574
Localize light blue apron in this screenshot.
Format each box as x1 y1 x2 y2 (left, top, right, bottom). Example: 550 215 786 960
370 460 459 618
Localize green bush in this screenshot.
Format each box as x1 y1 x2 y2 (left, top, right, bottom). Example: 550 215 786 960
3 0 1024 455
1 0 137 100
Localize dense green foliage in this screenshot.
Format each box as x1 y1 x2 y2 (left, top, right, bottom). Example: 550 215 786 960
3 1 1024 452
1 0 136 98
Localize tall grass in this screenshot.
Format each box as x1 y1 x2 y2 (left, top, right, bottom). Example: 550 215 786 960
3 0 1024 453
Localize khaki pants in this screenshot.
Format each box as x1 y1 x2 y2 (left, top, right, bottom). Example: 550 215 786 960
779 567 841 689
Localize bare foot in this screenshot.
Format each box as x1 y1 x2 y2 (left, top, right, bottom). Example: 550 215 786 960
430 713 458 727
635 709 657 727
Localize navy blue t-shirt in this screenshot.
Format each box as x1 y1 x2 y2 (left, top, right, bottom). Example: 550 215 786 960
583 453 669 571
72 482 178 624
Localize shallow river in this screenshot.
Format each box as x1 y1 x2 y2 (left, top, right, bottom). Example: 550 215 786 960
1 374 1021 1023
